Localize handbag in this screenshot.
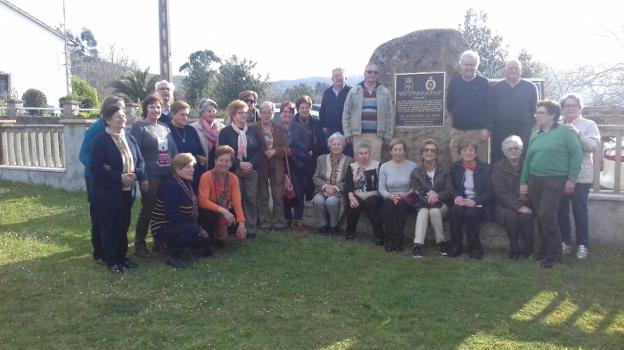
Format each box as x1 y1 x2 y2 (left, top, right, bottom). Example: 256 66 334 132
283 156 297 200
404 191 427 209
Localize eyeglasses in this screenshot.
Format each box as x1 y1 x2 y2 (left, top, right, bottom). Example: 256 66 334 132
507 146 522 152
244 99 256 104
423 148 437 153
563 104 580 108
366 70 379 75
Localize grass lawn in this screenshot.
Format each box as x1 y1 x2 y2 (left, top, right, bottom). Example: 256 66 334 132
1 180 623 349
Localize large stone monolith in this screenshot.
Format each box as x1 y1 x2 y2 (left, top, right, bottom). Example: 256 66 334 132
370 29 468 165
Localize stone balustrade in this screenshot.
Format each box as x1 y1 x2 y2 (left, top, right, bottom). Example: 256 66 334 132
0 123 64 169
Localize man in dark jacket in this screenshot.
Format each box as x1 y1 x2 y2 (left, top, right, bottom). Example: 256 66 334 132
319 68 351 155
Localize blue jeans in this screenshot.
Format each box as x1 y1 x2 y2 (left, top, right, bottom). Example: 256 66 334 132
557 183 590 247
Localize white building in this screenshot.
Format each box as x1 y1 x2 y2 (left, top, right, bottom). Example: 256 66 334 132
0 0 74 106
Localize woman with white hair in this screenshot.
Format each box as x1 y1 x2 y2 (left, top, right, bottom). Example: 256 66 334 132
492 135 534 259
191 98 224 170
312 132 353 235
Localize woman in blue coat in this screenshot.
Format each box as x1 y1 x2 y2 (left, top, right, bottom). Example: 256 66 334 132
90 104 145 274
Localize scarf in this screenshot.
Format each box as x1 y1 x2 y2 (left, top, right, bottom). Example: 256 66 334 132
106 127 134 190
231 123 248 160
329 154 343 185
213 170 232 239
200 118 220 152
173 172 198 219
461 160 477 172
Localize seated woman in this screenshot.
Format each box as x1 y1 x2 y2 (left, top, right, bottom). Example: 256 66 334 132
312 132 353 235
492 135 535 259
344 143 382 242
90 104 145 274
411 139 452 258
379 138 418 252
449 139 492 259
198 145 247 248
150 153 212 268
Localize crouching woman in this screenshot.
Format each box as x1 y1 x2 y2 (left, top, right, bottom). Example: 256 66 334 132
198 145 247 248
151 153 212 268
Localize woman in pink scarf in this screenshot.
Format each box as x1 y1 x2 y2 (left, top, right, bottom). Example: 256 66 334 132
191 98 224 171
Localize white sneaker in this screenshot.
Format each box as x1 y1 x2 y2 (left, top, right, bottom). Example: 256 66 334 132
562 243 572 255
576 245 588 259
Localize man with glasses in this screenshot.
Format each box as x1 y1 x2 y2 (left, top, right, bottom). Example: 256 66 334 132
342 63 395 161
557 94 600 260
155 80 175 124
447 50 491 162
489 59 538 163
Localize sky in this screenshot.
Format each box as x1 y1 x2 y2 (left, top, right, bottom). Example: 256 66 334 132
8 0 624 81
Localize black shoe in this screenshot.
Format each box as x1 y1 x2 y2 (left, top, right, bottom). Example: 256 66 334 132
134 242 151 258
394 244 404 252
329 226 340 236
214 240 225 249
535 253 544 262
470 250 484 260
437 242 448 257
108 264 125 274
247 232 257 240
345 233 355 240
200 248 213 257
122 257 139 268
385 244 394 252
374 238 384 246
318 226 329 235
152 240 165 254
540 259 555 268
95 258 106 266
448 247 463 258
166 258 187 268
412 244 424 259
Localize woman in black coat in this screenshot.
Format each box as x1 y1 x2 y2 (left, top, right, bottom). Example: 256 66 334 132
90 104 145 274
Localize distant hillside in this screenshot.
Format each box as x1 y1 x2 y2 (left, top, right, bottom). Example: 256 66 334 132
269 75 363 99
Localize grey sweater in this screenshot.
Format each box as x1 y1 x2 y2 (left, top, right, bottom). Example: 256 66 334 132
130 121 178 177
378 160 417 198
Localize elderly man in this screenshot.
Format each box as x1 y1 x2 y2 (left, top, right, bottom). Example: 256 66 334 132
342 63 395 161
557 94 600 259
155 80 175 124
447 50 491 162
489 59 538 163
320 68 352 155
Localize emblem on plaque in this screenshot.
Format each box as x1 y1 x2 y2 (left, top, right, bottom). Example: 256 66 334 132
425 76 436 91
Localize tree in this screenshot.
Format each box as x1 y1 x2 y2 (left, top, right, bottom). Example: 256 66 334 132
179 50 221 108
282 83 315 102
518 49 546 78
71 76 99 109
22 89 47 115
459 9 507 78
109 67 159 103
314 82 330 102
211 55 271 108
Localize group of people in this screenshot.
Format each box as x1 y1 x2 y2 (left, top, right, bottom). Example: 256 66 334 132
78 50 600 273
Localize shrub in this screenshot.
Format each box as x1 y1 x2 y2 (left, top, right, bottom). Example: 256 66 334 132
71 76 99 109
22 89 48 115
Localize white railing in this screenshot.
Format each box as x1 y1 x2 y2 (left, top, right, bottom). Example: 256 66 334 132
0 124 64 169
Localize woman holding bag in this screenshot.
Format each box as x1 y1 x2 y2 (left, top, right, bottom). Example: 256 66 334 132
254 102 289 230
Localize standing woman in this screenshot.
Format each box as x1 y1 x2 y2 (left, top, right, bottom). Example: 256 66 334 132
344 143 383 242
166 100 206 191
130 94 178 257
218 100 264 238
198 146 247 247
295 95 324 200
379 139 418 252
254 102 289 230
312 133 353 235
150 153 212 268
90 104 145 273
280 101 310 230
520 100 583 268
191 98 224 171
449 139 492 259
411 139 452 258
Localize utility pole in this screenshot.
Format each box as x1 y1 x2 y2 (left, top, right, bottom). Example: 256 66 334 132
158 0 172 82
62 0 72 96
